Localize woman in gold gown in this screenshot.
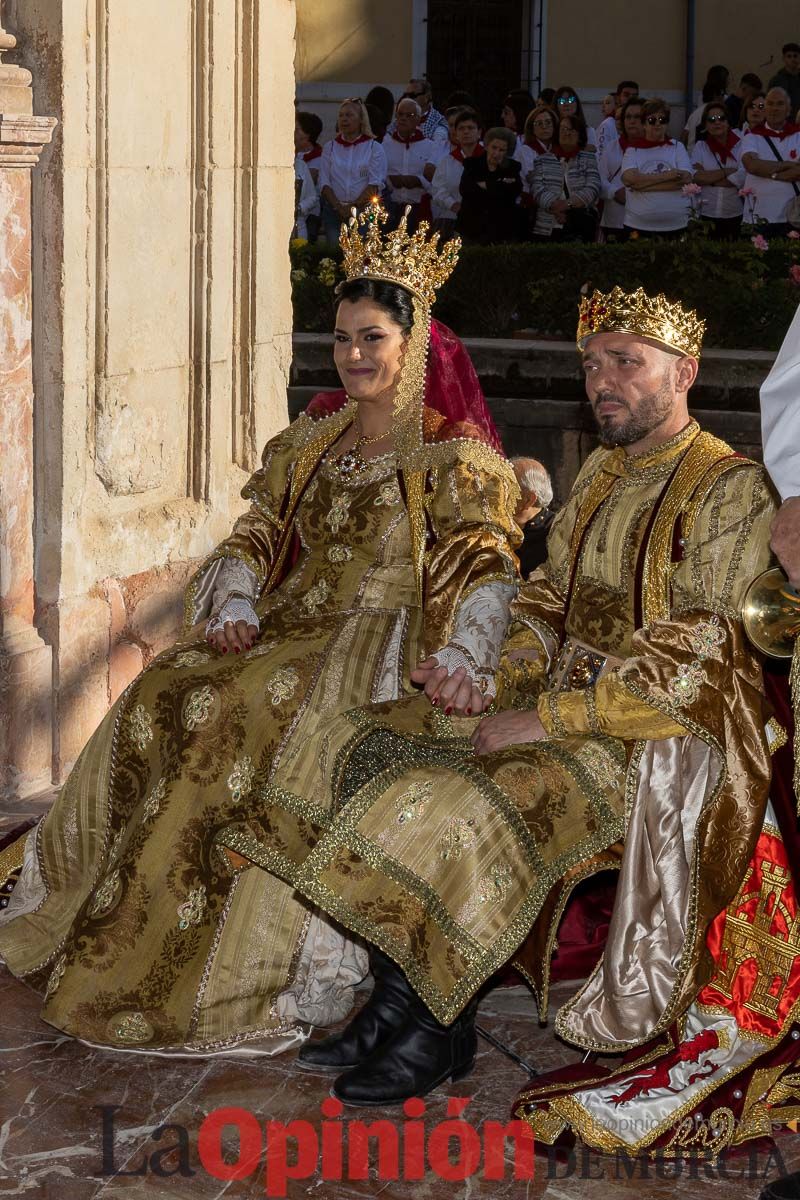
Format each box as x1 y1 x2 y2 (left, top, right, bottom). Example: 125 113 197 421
0 210 520 1056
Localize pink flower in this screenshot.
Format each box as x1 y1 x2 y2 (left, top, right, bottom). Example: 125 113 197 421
682 182 702 196
789 230 800 239
790 264 800 286
738 186 755 197
751 234 769 251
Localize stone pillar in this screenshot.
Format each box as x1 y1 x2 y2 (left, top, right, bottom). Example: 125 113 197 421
0 10 56 802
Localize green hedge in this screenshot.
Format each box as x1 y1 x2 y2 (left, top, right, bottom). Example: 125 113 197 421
289 235 800 350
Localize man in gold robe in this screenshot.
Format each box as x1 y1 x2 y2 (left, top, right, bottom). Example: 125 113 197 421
220 288 800 1156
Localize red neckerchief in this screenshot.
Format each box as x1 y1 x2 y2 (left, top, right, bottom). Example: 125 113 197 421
525 136 551 155
334 134 371 147
450 144 485 162
628 137 675 150
390 129 425 145
618 135 632 152
302 145 322 163
751 123 800 142
554 145 580 160
704 129 740 163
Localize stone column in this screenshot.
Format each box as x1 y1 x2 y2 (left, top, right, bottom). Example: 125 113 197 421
0 9 56 801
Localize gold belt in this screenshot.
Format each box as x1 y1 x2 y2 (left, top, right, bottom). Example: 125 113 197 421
549 636 622 694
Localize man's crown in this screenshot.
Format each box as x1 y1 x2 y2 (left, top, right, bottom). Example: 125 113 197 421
339 201 460 307
577 286 705 358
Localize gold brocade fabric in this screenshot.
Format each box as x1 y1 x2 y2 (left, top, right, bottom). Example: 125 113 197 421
216 421 777 1044
0 417 518 1052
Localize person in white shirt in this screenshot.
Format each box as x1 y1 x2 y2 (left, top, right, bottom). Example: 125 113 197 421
683 65 730 152
553 86 597 148
761 303 800 545
621 97 693 236
691 102 743 238
738 92 766 136
598 96 643 239
431 109 483 237
740 88 800 236
596 79 640 155
294 110 323 242
382 98 439 232
318 99 387 244
293 155 319 240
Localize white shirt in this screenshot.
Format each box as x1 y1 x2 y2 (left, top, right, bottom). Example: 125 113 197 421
513 138 537 194
432 150 480 219
741 127 800 225
691 138 744 220
598 136 628 229
683 102 707 152
318 136 387 205
294 155 319 237
761 302 800 500
597 115 618 156
381 133 439 206
621 140 693 230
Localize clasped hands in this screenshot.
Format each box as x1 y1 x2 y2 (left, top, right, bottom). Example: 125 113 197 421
411 654 547 754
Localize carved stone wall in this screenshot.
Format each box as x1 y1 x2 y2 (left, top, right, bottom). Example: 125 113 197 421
2 0 296 794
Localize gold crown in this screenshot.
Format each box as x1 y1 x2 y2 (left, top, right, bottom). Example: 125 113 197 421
577 286 705 358
339 200 460 307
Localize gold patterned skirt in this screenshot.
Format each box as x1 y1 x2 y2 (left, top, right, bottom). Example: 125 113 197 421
218 693 629 1025
0 598 422 1053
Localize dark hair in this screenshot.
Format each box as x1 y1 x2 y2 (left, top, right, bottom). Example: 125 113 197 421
741 72 762 89
501 89 535 133
616 79 639 95
524 104 557 143
366 103 389 142
699 100 728 139
783 42 800 55
296 110 323 144
701 64 729 103
445 89 476 110
553 85 587 123
620 95 644 125
558 113 588 149
365 86 395 122
335 278 415 332
539 87 556 105
453 107 481 130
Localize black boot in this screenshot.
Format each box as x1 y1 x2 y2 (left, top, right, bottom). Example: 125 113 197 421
296 948 413 1072
332 992 479 1106
761 1172 800 1200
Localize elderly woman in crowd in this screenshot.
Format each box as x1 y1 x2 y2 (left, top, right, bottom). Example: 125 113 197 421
598 94 643 240
692 101 744 239
532 114 601 241
621 97 693 238
552 85 597 148
318 99 387 243
458 125 523 243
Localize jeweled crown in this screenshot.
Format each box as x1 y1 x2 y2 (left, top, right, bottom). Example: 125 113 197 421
577 286 705 358
339 201 460 307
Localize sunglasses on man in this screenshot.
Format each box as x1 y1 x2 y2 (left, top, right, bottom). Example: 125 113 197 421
645 115 669 126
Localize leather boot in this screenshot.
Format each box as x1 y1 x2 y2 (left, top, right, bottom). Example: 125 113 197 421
332 992 479 1106
296 947 413 1072
761 1172 800 1200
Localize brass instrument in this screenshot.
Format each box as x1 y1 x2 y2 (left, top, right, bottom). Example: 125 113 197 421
742 567 800 659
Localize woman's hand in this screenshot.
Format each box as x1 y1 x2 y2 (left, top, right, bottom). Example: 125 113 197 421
411 658 491 717
471 709 547 755
206 597 259 655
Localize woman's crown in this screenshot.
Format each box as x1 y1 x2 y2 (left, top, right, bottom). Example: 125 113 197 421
577 286 705 358
339 201 460 307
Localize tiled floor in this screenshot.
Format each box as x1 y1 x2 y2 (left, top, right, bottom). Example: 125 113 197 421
1 796 798 1200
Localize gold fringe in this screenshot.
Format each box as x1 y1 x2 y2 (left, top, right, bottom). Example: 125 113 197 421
0 832 29 892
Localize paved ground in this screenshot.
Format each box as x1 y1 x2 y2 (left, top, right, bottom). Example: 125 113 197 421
1 793 797 1200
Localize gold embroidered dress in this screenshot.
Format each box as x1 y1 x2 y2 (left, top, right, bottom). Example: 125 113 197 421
216 419 800 1153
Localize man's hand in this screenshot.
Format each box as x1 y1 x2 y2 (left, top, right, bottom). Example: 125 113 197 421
411 657 490 716
771 497 800 588
471 709 547 755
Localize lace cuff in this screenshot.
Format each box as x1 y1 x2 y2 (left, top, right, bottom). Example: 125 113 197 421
206 558 260 637
431 581 516 699
206 597 259 638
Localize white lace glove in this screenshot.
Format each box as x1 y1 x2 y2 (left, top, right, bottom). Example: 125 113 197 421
430 580 516 701
206 596 260 639
430 643 497 701
205 559 260 641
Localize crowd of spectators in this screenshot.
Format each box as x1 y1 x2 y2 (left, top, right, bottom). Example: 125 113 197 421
294 41 800 246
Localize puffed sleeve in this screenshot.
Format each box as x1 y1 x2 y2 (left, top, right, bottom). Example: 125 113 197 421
422 448 522 660
183 423 299 630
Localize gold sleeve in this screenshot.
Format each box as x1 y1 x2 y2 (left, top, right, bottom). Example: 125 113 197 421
538 674 685 739
422 452 521 656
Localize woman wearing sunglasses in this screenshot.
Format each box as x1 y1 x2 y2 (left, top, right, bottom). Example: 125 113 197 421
621 98 693 238
692 102 744 239
552 85 597 148
739 93 766 135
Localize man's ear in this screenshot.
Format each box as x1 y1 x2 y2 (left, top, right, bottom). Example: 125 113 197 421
674 354 699 395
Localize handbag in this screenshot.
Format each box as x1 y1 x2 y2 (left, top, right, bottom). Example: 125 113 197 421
763 135 800 228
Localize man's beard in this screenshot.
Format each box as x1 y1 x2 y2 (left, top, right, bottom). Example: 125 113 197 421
592 371 675 448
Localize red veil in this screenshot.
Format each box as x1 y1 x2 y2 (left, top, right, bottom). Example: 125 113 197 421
305 319 504 455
